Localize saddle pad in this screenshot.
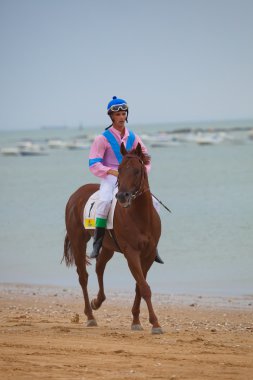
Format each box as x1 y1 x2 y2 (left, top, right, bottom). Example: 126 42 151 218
83 189 118 230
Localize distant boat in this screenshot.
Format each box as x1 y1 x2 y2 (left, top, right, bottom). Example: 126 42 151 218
248 129 253 140
150 140 180 148
20 147 47 156
47 139 66 149
1 147 20 156
140 132 181 147
66 140 90 150
195 133 224 145
18 141 47 156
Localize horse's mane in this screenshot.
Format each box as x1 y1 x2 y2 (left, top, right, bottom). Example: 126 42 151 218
127 147 151 166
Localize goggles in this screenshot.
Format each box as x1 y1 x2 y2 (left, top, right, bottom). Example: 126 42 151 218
108 104 128 112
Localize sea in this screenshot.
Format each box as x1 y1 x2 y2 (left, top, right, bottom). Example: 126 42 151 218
0 119 253 298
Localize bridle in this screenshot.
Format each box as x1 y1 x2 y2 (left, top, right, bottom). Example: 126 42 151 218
117 154 150 202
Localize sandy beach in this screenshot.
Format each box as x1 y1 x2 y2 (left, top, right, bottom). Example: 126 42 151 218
0 284 252 380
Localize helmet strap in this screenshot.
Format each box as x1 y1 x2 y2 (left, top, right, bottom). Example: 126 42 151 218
105 123 113 130
105 114 113 130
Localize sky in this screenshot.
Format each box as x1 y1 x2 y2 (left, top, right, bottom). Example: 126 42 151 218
0 0 253 130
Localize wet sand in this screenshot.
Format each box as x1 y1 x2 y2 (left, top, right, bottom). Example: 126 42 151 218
0 283 253 379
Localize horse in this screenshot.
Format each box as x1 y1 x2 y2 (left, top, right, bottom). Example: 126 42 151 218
62 142 163 334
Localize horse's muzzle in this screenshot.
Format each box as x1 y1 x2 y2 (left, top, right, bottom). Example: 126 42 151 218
116 191 132 208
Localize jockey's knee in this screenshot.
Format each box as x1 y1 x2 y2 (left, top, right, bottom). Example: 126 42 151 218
96 200 112 218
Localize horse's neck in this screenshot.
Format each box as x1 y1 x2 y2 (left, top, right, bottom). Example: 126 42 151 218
130 191 154 221
134 177 153 212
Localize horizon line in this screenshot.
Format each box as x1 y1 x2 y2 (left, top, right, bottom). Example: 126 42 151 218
0 117 253 133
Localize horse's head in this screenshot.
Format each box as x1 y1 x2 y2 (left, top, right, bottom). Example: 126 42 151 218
116 143 150 208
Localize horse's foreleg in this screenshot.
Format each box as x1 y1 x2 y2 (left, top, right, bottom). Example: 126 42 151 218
73 241 97 327
142 256 163 334
91 247 114 311
131 283 143 331
127 253 163 334
131 261 152 330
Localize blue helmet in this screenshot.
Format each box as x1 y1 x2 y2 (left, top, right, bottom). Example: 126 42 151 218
107 96 128 114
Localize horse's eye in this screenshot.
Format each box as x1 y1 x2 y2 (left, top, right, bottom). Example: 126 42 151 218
134 168 140 175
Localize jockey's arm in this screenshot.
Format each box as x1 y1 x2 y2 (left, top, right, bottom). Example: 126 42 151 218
89 136 113 178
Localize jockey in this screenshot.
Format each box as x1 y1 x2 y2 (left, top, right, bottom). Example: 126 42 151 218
89 96 163 263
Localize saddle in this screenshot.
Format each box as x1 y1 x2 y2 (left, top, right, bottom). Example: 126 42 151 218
83 189 118 230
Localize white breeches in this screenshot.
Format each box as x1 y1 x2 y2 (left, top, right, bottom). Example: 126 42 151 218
96 175 160 219
96 175 118 219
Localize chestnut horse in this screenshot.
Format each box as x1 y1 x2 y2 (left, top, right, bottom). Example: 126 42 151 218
63 142 163 334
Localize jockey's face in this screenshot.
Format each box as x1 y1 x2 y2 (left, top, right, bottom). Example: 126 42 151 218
111 111 127 131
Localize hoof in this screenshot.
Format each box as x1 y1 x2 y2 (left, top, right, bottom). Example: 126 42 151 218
86 319 98 327
131 324 144 331
91 299 99 310
152 327 164 335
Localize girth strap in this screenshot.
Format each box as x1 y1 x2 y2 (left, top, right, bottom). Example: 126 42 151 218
108 230 122 253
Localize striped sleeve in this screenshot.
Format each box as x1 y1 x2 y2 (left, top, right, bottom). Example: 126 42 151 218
88 135 112 178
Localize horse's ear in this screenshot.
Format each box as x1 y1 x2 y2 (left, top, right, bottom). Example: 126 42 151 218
135 143 142 157
120 142 128 156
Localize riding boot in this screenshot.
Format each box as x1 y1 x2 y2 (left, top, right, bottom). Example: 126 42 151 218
154 248 164 264
90 227 106 259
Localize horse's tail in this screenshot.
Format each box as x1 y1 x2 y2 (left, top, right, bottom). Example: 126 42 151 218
62 233 91 267
62 233 75 267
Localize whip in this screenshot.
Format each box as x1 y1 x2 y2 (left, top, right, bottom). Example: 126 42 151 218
151 193 172 213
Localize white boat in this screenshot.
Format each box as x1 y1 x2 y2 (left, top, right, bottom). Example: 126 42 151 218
150 140 180 148
181 132 200 143
1 147 20 156
140 132 181 147
248 129 253 140
47 139 66 148
18 142 47 156
140 132 173 143
195 133 224 145
17 140 34 149
66 140 90 150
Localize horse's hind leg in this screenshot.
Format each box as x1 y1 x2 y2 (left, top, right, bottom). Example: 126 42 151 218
72 234 97 327
91 247 114 311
